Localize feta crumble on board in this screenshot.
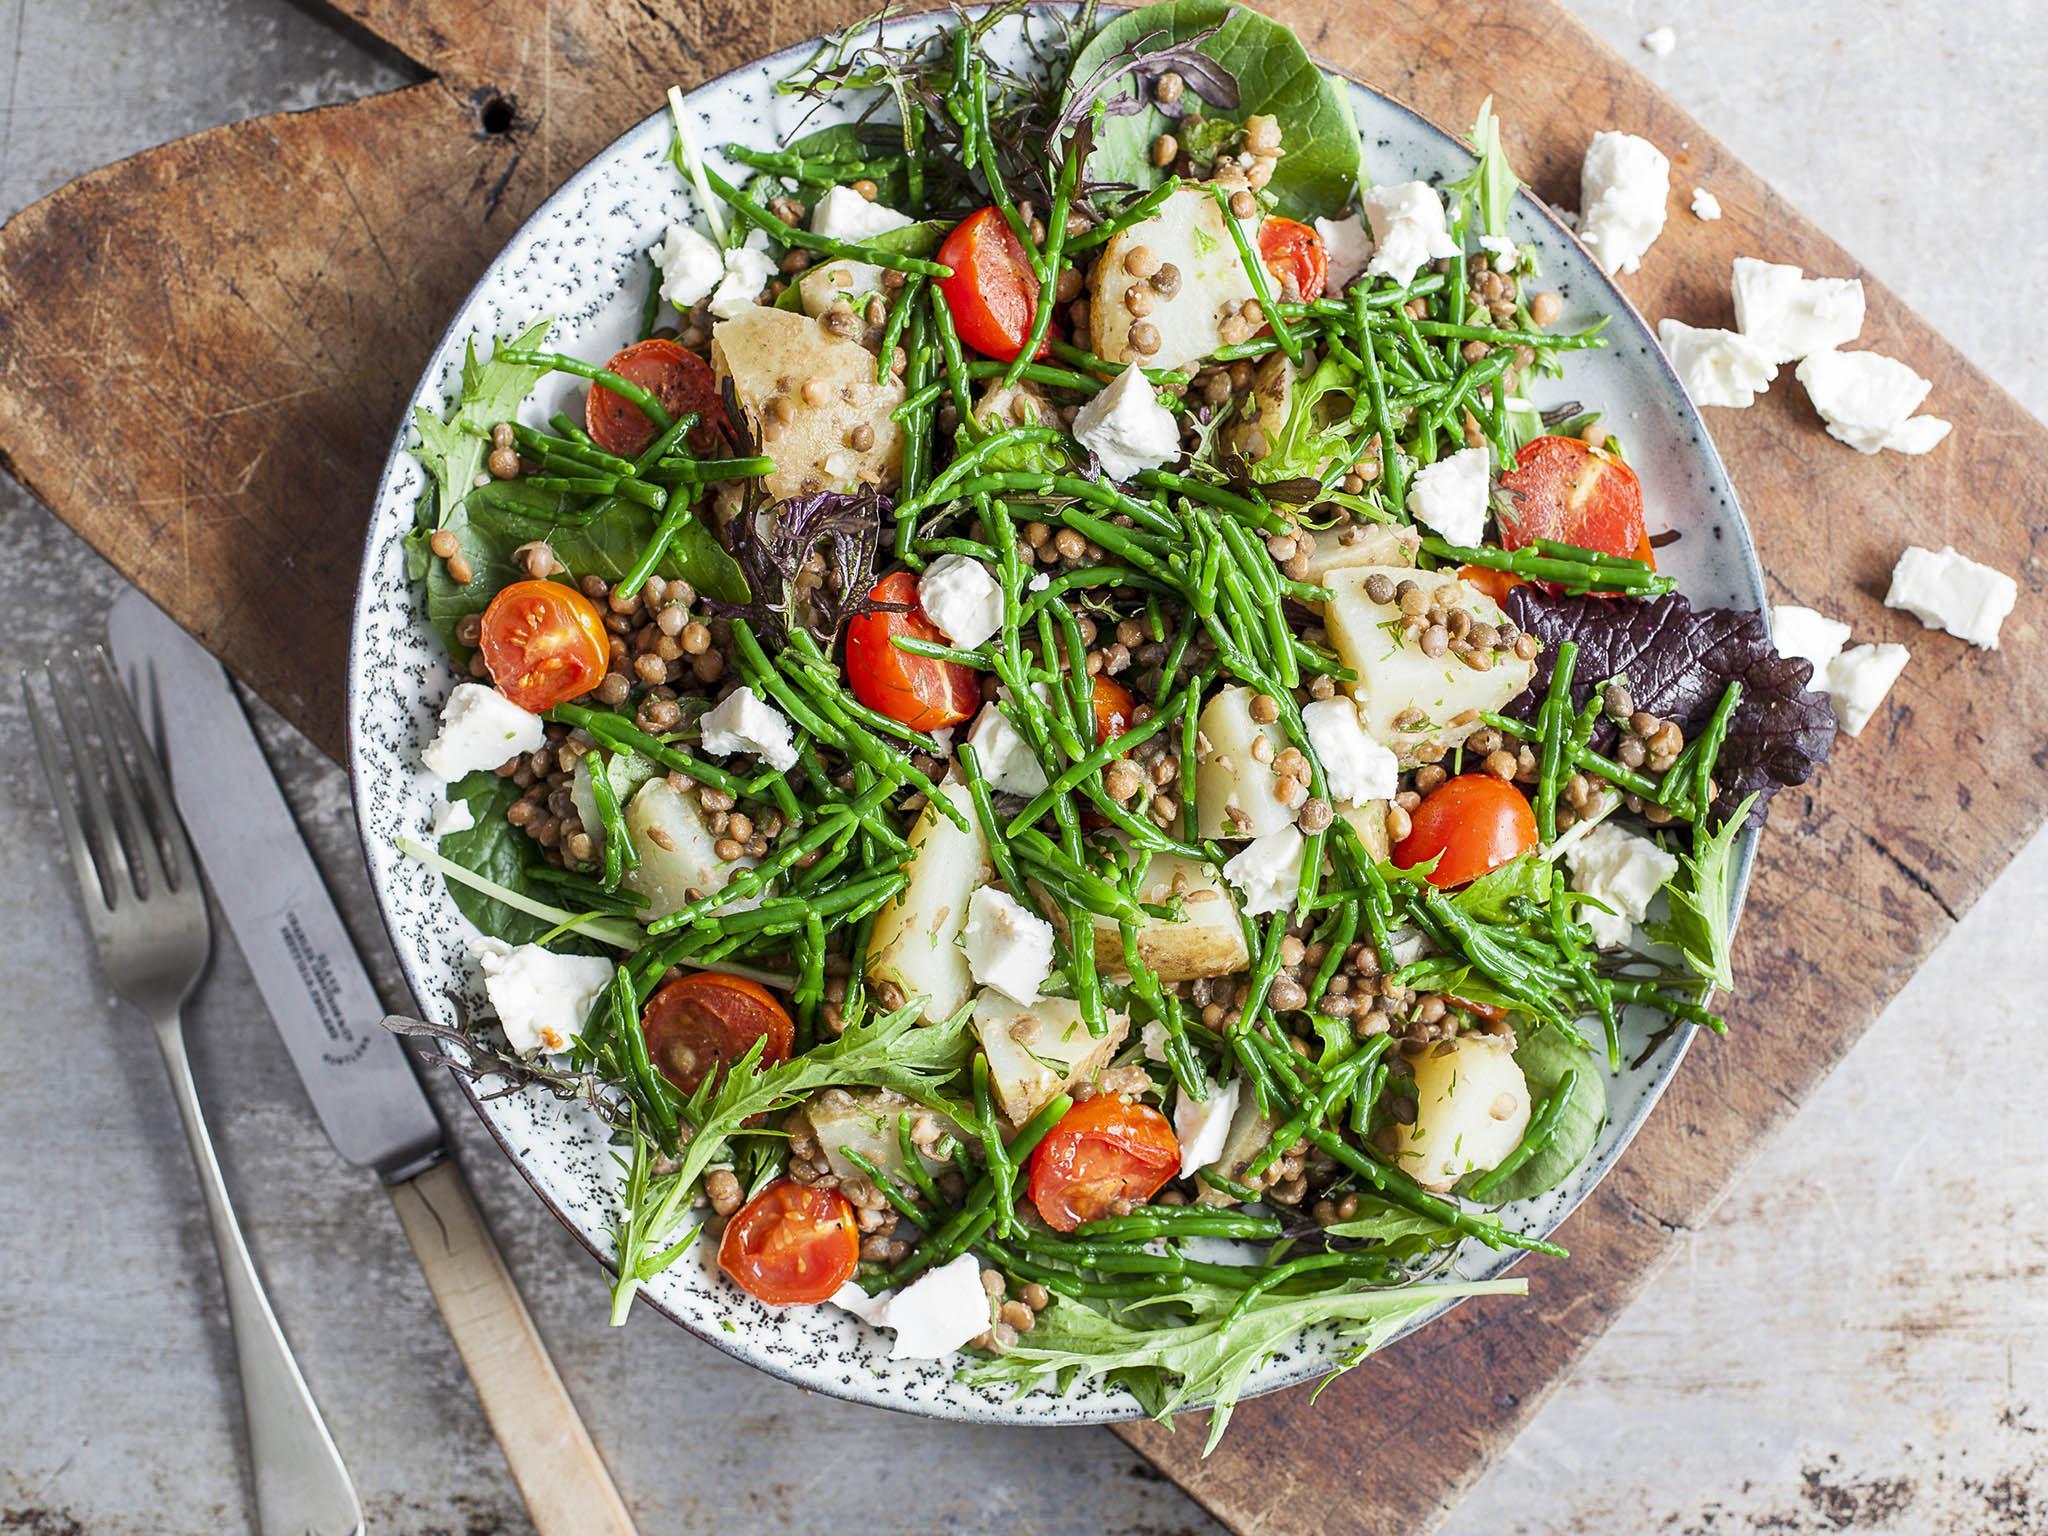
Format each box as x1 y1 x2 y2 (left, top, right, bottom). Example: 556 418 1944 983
1731 257 1864 363
1690 187 1722 221
964 887 1056 1005
811 183 915 243
965 702 1049 796
828 1252 988 1359
653 223 724 310
429 795 475 838
1175 1078 1241 1179
1404 446 1491 546
1578 131 1670 276
1885 544 2018 649
1642 25 1677 54
468 938 614 1055
1657 319 1778 409
1769 604 1852 675
1301 696 1398 804
1222 825 1307 917
422 683 546 781
1314 212 1372 291
1360 182 1461 287
1794 349 1950 455
707 237 778 321
1071 365 1179 481
917 554 1003 651
699 685 798 771
1565 822 1681 949
1825 643 1910 737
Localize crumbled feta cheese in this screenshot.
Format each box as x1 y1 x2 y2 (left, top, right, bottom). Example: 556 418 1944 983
1071 365 1179 481
1477 233 1519 263
1384 924 1431 968
1565 822 1680 949
1175 1078 1241 1179
653 223 724 310
1690 187 1722 221
1221 825 1306 917
917 554 1003 651
1885 544 2018 649
422 683 546 781
1140 1018 1171 1063
1301 697 1398 804
1657 319 1778 409
965 703 1048 796
1579 131 1670 275
1769 604 1852 676
1360 182 1461 287
864 1252 990 1359
810 184 914 243
1314 212 1373 291
1795 349 1950 455
1405 446 1491 546
964 887 1055 1005
829 1281 895 1324
468 938 613 1055
1730 258 1864 363
429 795 475 838
699 685 798 771
1642 25 1677 54
707 237 778 321
1026 572 1051 593
1824 643 1910 737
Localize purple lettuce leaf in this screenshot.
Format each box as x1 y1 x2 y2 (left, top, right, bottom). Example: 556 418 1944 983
1503 588 1835 824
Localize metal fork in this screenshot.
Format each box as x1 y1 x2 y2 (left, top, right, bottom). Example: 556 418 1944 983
26 648 363 1536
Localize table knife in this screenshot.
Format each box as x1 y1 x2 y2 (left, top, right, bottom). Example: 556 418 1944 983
108 590 636 1536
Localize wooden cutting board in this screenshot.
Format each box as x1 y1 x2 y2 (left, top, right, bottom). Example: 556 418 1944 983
1 2 2039 1531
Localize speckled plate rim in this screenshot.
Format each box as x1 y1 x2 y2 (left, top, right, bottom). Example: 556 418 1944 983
347 1 1760 1426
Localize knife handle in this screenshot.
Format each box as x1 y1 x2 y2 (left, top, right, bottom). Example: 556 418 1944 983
388 1160 638 1536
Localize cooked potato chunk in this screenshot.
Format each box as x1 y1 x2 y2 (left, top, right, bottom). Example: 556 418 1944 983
1194 1086 1286 1206
794 1087 968 1190
1392 1035 1532 1192
616 778 758 921
1090 186 1262 372
710 306 904 499
1298 524 1422 587
1337 799 1394 861
1226 353 1295 461
973 993 1129 1126
1093 851 1249 981
796 258 887 319
1194 685 1295 840
866 783 990 1025
1321 566 1537 765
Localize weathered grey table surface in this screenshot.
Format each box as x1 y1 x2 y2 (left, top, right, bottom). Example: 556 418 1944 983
2 3 2041 1533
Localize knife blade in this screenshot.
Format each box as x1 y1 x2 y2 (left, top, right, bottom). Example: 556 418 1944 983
107 589 443 1182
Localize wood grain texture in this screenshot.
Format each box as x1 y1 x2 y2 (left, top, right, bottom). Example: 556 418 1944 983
389 1159 637 1536
0 3 2039 1534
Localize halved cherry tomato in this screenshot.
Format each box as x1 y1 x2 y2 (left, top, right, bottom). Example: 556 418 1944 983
1027 1094 1181 1232
1258 218 1328 304
936 207 1050 362
717 1179 859 1305
585 338 728 458
1451 996 1510 1026
1496 435 1649 565
477 579 610 712
641 971 794 1096
1393 774 1539 888
1091 676 1136 747
843 571 980 731
1458 563 1526 604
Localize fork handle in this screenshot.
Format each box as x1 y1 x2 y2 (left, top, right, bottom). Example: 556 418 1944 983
154 1013 364 1535
388 1159 638 1536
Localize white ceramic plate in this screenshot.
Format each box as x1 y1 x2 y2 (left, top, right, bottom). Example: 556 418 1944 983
348 4 1761 1424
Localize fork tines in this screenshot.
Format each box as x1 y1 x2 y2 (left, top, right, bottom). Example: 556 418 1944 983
24 647 198 915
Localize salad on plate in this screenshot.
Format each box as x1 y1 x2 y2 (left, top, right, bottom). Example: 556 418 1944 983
393 0 1842 1441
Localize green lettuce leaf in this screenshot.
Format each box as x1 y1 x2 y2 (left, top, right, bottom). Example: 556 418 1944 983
1442 96 1523 240
432 771 559 945
1646 791 1758 992
1071 0 1361 221
406 318 554 576
1464 1020 1608 1203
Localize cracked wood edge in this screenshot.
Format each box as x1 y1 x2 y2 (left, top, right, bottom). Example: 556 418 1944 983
0 1 2040 1532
